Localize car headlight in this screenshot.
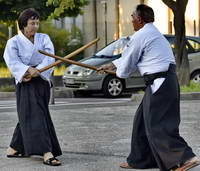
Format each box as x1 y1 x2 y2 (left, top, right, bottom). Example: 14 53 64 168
78 68 94 76
64 67 70 75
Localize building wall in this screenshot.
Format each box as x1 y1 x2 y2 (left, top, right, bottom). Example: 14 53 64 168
53 15 83 31
95 0 118 48
145 0 169 33
83 0 139 57
118 0 137 36
82 0 200 57
146 0 200 36
83 0 119 57
185 0 199 36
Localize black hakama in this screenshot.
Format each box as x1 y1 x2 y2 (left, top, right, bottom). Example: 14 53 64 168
127 64 195 171
10 77 62 157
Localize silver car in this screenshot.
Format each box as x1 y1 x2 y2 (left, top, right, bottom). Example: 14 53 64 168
165 35 200 82
63 35 200 97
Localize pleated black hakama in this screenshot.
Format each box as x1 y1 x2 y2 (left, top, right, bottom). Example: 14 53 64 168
127 65 195 171
10 77 62 157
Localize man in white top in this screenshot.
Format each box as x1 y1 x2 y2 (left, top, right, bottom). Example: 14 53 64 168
98 4 199 171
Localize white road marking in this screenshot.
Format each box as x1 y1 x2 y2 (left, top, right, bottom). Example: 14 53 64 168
0 99 131 109
49 100 130 107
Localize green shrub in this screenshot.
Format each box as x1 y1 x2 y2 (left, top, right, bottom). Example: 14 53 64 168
0 85 15 92
180 81 200 92
39 21 84 67
0 24 8 65
39 21 70 56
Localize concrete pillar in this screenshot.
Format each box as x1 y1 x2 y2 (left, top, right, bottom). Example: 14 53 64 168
82 0 142 57
83 0 119 55
83 0 97 57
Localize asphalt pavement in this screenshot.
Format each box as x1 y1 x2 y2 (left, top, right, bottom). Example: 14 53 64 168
0 98 200 171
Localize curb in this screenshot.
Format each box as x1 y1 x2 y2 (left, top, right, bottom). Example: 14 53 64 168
54 87 74 98
0 87 74 99
179 92 200 100
131 92 200 102
0 92 16 99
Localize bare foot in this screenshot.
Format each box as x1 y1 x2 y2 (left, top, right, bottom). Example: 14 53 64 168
6 147 17 156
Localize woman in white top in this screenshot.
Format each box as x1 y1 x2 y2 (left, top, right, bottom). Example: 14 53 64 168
4 8 62 166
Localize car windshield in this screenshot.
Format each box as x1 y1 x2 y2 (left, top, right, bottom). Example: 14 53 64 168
94 36 130 58
79 55 118 67
187 39 200 53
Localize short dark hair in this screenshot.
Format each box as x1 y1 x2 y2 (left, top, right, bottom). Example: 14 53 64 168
135 4 154 23
18 8 40 31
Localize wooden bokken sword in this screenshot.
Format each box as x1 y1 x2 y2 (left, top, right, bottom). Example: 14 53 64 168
39 38 100 73
39 50 116 75
24 38 100 79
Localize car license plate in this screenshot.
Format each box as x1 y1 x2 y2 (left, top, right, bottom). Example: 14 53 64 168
66 78 74 84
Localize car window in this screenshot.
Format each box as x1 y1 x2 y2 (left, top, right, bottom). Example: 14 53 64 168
187 39 200 53
165 37 176 53
95 37 130 57
165 36 196 54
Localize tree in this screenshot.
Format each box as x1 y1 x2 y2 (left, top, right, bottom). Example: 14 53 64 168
47 0 89 18
0 0 89 64
0 0 55 24
0 0 89 24
0 0 89 44
162 0 189 85
0 0 56 39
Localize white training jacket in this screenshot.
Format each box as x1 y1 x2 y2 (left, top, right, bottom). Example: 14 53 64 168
3 32 55 84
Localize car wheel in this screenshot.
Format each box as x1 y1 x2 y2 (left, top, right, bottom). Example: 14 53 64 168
102 75 124 98
191 71 200 83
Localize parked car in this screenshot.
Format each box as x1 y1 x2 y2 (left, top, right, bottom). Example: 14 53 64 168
63 35 200 97
165 34 200 82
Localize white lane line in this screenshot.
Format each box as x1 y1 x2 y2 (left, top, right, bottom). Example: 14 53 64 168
49 100 130 107
0 104 16 108
0 101 16 103
0 105 16 108
0 106 16 109
0 99 131 109
0 101 65 108
0 102 16 104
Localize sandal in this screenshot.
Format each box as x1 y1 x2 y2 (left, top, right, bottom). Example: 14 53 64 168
119 162 134 169
7 151 25 158
43 157 61 166
170 160 200 171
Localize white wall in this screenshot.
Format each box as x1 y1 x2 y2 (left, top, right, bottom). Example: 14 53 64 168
185 0 199 36
82 0 200 58
119 0 140 37
146 0 169 34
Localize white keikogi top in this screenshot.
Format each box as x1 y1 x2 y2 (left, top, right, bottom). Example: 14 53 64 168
3 32 55 84
112 23 176 93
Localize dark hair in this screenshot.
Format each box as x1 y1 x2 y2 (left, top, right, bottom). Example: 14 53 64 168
18 8 40 31
135 4 154 23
